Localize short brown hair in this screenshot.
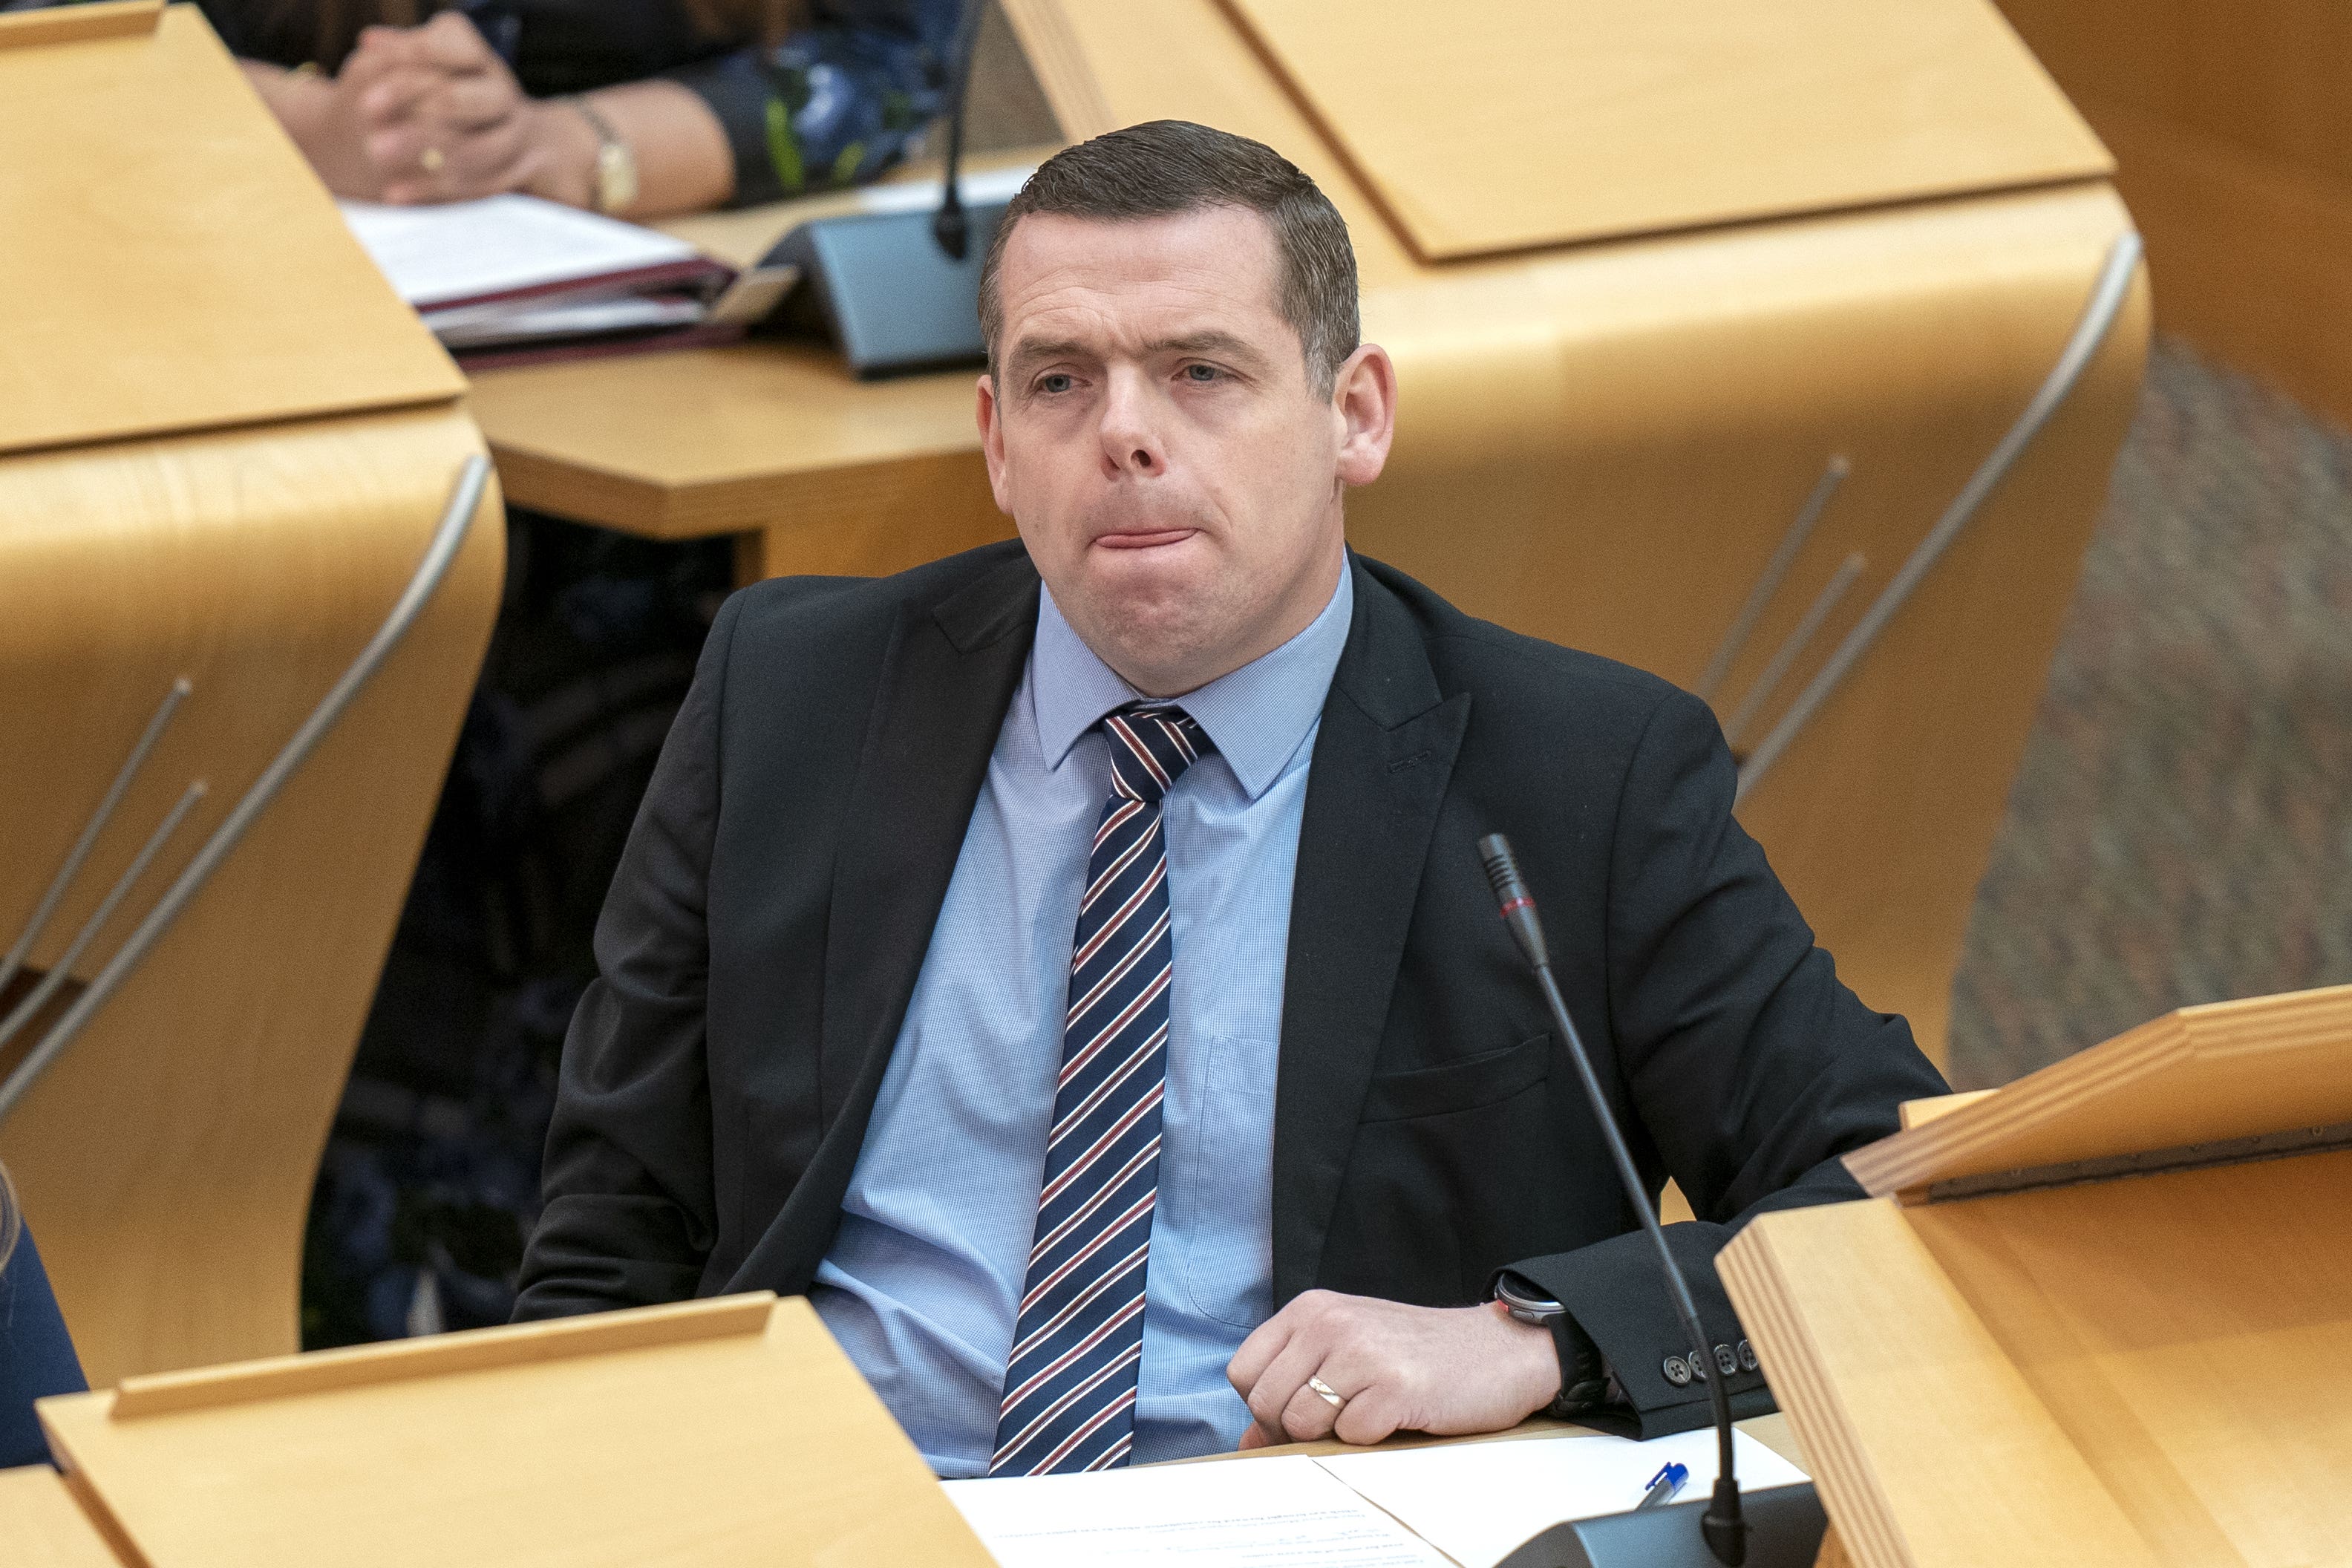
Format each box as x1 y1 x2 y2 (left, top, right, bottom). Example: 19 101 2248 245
979 121 1361 394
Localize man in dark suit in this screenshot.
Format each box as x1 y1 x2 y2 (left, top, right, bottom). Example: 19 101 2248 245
515 120 1947 1476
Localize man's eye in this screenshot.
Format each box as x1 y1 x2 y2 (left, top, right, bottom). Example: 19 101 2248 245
1038 373 1074 394
1183 364 1222 383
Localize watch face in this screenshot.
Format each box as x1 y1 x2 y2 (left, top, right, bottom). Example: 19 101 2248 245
1494 1277 1564 1319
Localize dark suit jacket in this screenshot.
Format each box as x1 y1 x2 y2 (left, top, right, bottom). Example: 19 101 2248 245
515 542 1947 1437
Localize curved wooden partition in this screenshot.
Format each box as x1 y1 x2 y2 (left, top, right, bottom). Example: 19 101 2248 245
0 3 502 1385
1001 0 2151 1063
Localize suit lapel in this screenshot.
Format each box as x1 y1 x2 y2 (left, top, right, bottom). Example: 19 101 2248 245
1273 559 1470 1303
819 553 1040 1122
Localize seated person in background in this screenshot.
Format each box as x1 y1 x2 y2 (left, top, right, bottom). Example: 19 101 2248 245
0 1170 87 1470
124 0 953 218
514 120 1948 1474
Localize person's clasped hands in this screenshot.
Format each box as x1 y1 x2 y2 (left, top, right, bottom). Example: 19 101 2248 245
313 12 604 207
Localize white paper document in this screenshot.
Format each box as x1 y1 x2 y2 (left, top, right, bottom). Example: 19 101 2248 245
1318 1428 1810 1568
947 1430 1808 1568
945 1455 1453 1567
339 194 702 309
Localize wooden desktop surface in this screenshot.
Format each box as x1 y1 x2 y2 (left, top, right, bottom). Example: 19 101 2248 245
463 164 1028 576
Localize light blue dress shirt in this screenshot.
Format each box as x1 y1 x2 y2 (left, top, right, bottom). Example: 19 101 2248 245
808 565 1354 1476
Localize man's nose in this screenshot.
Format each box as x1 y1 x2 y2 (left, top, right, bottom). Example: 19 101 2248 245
1097 370 1169 477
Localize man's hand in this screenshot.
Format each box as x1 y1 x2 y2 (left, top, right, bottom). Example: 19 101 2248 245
1226 1290 1561 1449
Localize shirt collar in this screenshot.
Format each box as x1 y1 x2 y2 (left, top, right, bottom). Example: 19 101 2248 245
1031 563 1355 802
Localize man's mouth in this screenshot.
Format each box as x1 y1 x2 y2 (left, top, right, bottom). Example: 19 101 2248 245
1091 528 1199 550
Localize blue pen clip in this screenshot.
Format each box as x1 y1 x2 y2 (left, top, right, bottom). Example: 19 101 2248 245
1636 1460 1689 1510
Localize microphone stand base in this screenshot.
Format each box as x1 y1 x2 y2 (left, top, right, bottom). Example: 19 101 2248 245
1494 1481 1826 1568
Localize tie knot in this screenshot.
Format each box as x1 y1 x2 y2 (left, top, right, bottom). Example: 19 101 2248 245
1102 703 1211 804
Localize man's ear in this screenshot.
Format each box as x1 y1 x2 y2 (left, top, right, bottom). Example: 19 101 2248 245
1331 344 1397 489
977 370 1016 515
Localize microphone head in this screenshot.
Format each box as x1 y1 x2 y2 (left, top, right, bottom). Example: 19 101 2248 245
1476 832 1528 907
1476 833 1548 969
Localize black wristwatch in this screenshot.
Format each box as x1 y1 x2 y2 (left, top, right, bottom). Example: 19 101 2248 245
1492 1272 1613 1415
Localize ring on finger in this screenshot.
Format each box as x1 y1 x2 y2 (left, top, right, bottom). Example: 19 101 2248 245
1307 1375 1347 1411
419 146 445 173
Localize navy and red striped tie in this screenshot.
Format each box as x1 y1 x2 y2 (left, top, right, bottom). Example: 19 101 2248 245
990 702 1211 1475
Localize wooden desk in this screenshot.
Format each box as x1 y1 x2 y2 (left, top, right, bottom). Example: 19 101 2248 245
465 166 1033 581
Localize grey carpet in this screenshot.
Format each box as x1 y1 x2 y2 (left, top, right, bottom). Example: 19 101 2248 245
1945 337 2352 1088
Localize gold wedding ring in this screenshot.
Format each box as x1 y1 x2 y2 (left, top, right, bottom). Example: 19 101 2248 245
1307 1376 1346 1411
419 146 445 174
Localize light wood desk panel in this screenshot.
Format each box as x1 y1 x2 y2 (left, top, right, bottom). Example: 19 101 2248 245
38 1296 993 1568
0 407 503 1388
1996 0 2352 429
0 1466 124 1568
1217 0 2108 260
0 3 458 457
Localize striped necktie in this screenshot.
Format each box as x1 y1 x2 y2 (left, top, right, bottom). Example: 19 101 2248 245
990 702 1212 1475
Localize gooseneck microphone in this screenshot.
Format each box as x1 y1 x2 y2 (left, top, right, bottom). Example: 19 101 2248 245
930 0 988 261
1477 834 1749 1568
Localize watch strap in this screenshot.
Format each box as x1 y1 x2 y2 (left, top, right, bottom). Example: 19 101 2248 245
1494 1271 1611 1416
1544 1307 1612 1416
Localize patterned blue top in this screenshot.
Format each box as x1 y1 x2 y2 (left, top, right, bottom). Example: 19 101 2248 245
811 566 1354 1476
1 1227 88 1470
33 0 972 209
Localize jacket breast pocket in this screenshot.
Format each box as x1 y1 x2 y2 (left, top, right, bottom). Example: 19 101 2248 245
1358 1033 1552 1123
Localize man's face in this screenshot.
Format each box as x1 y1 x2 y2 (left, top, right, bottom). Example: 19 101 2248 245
978 206 1393 696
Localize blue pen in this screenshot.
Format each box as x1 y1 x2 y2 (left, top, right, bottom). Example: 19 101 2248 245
1636 1461 1689 1510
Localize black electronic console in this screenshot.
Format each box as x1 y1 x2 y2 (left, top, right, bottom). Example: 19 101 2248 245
753 0 1011 377
1495 1483 1825 1568
1476 833 1826 1568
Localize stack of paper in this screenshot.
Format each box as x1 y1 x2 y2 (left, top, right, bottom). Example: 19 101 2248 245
339 195 790 368
945 1428 1808 1568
